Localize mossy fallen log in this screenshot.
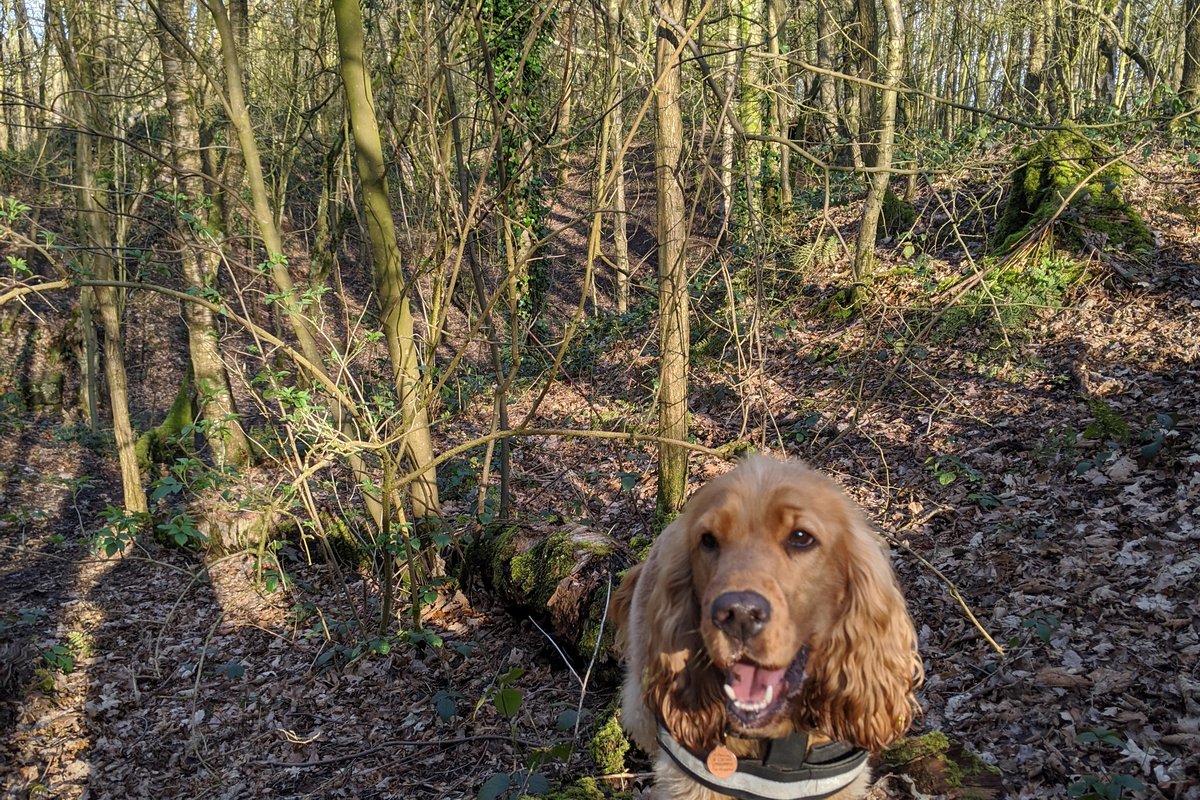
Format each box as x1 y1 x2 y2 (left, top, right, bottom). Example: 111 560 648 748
465 523 631 664
880 731 1005 798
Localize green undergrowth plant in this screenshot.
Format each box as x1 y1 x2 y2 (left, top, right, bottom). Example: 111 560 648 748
92 505 148 556
937 255 1088 342
588 704 628 775
993 127 1154 259
1069 728 1147 799
472 666 584 800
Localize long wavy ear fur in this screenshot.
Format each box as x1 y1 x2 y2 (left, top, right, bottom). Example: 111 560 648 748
804 513 923 751
620 519 725 754
610 562 641 656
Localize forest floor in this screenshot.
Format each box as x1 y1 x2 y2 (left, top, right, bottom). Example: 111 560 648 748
2 141 1199 800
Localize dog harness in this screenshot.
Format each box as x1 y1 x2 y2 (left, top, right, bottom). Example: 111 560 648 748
656 724 868 800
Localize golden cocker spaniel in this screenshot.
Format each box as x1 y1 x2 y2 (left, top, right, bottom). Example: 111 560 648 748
612 456 922 800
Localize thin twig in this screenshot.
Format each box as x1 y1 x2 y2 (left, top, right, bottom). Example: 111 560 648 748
887 509 1005 656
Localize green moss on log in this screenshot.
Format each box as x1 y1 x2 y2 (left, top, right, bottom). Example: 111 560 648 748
994 129 1153 258
520 777 630 800
500 529 613 608
883 731 1002 796
883 731 951 765
589 705 629 775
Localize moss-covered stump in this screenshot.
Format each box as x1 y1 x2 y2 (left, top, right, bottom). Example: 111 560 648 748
193 501 289 555
878 189 917 239
465 524 630 664
994 129 1153 260
880 731 1004 798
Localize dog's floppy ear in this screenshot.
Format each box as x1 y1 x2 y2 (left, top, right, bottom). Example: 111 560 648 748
634 518 726 753
804 509 923 751
609 562 641 656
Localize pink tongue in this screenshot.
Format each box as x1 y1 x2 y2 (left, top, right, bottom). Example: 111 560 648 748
728 662 786 703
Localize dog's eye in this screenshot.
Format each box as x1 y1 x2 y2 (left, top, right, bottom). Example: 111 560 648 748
787 529 816 549
699 532 719 551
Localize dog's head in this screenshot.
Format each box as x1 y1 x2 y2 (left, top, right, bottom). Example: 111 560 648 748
623 456 922 752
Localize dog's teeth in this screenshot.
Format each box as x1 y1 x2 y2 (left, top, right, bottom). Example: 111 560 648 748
762 684 774 706
733 698 766 712
723 684 737 701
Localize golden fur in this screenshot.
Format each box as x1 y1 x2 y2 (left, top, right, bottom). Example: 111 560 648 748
611 456 923 800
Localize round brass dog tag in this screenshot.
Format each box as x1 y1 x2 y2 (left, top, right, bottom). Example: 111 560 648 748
706 745 738 778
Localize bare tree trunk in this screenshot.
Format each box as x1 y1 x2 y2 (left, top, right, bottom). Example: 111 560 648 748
437 14 512 518
217 0 249 235
204 0 327 369
333 0 441 527
204 0 393 531
1024 0 1050 114
852 0 905 283
736 0 766 227
721 11 738 234
555 7 577 184
154 0 251 467
49 0 147 514
768 0 791 212
82 195 147 515
655 0 690 520
1182 0 1200 104
605 0 631 312
846 0 878 169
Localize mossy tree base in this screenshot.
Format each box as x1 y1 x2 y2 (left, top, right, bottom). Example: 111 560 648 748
0 308 73 416
879 188 917 239
135 367 195 468
464 524 630 667
881 731 1004 798
994 128 1153 261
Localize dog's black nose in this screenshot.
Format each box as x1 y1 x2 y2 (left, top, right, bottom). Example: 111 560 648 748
711 591 772 642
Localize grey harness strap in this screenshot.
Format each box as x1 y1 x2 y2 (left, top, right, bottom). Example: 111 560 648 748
656 724 869 800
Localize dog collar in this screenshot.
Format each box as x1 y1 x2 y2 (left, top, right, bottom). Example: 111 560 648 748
656 724 868 800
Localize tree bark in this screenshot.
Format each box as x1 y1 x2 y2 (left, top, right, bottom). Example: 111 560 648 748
1024 0 1051 114
1182 0 1200 104
333 0 441 526
853 0 906 282
154 0 251 467
204 0 392 533
605 0 631 312
735 0 766 227
721 10 738 235
49 0 147 515
655 0 690 520
767 0 791 212
204 0 326 370
79 142 147 515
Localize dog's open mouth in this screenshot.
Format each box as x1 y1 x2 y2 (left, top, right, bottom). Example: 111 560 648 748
721 646 809 728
